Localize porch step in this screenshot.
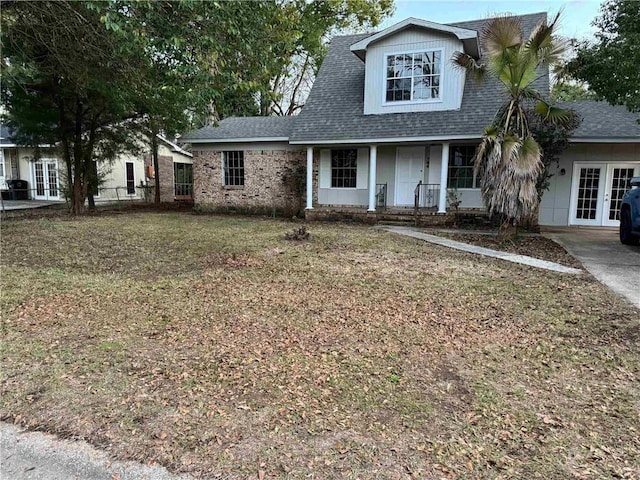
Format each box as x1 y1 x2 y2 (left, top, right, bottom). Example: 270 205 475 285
376 219 416 226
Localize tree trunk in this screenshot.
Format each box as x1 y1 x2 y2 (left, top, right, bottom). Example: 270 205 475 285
523 201 541 233
71 174 86 215
152 133 160 204
498 218 517 241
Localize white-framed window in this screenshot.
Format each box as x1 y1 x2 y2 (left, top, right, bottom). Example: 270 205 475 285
222 151 245 186
331 149 357 188
125 161 136 195
0 150 5 179
448 145 478 189
385 50 442 103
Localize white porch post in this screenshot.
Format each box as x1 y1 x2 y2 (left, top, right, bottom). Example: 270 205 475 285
367 145 377 212
306 146 313 210
438 142 449 213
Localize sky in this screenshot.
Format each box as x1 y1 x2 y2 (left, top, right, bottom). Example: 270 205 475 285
381 1 603 40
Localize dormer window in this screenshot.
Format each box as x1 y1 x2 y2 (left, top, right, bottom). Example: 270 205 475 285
385 50 442 103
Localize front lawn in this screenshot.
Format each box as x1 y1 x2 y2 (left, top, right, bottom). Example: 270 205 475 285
1 213 639 479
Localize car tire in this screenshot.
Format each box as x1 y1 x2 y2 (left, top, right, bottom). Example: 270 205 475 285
620 208 639 245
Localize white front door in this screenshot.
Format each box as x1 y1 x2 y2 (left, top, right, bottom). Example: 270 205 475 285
570 162 640 226
32 159 60 200
395 146 424 206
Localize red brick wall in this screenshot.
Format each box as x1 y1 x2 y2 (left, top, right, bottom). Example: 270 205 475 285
193 149 306 215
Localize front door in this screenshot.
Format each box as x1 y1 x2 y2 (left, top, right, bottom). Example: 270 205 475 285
32 159 60 200
570 162 640 226
395 146 424 206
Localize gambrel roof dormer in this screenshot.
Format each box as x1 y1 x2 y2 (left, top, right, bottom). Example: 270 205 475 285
349 17 481 61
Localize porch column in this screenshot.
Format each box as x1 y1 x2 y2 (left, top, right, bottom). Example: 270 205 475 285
306 146 313 210
438 142 449 213
367 145 377 212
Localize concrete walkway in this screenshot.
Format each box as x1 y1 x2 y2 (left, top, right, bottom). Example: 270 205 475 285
1 199 64 211
377 226 583 275
544 228 640 309
0 423 190 480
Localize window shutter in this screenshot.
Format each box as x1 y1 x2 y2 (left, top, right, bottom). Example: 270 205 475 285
356 148 369 189
319 149 330 188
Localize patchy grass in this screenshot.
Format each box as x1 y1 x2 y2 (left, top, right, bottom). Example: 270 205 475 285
1 213 639 479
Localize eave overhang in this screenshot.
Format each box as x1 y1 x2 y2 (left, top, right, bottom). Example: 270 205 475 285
350 17 480 61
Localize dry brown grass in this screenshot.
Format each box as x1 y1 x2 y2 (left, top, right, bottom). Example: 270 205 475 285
1 213 639 479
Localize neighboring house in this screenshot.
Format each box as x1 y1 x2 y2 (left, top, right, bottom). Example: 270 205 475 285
0 125 193 204
182 12 640 227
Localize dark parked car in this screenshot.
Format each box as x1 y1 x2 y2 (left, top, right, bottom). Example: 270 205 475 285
620 176 640 245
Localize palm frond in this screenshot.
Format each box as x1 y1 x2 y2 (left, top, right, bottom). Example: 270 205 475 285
513 135 542 176
523 12 568 66
483 16 522 58
534 101 576 126
451 51 486 82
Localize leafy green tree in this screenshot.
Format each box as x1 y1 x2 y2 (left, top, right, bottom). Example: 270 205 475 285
240 0 394 117
1 1 304 210
1 1 144 213
551 81 596 102
567 0 640 113
453 14 575 234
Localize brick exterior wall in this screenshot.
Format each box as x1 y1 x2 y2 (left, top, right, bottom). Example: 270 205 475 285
144 154 176 203
193 149 306 215
157 155 174 203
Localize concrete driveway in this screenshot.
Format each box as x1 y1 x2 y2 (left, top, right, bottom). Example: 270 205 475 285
544 227 640 309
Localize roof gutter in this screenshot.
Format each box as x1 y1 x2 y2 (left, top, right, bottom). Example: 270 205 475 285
184 136 290 144
569 137 640 144
289 134 481 145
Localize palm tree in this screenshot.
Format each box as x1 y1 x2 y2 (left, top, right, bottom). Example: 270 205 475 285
453 13 573 234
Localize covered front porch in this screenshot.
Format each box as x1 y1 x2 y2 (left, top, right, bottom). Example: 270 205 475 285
304 142 484 215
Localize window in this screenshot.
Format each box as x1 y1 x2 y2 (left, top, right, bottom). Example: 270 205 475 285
0 150 4 178
223 151 244 186
174 162 193 197
125 161 135 195
447 146 478 189
386 51 441 102
331 149 357 188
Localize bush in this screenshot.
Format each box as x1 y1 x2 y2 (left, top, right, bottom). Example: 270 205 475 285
284 226 310 241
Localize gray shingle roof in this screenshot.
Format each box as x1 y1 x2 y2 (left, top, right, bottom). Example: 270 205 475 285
560 101 640 139
289 13 550 143
0 124 15 143
181 116 297 142
180 13 639 145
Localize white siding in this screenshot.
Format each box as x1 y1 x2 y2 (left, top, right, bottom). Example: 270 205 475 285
540 143 640 226
375 146 396 205
363 27 465 115
317 147 369 206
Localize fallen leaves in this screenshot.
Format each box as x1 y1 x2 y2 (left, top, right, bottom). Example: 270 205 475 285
1 213 639 479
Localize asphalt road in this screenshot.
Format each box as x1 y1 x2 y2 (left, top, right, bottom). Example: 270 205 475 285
0 422 191 480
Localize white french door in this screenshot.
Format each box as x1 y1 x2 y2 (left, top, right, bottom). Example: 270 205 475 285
395 146 425 206
32 159 60 200
570 162 640 226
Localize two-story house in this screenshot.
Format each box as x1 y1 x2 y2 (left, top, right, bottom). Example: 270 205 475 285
182 12 640 228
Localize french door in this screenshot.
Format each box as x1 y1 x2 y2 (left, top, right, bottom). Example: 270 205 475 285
32 159 60 200
570 162 640 226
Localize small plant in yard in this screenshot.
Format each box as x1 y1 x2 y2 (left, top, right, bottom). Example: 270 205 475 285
284 225 310 241
446 188 462 227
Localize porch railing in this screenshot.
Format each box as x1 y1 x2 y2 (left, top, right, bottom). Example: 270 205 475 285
376 183 387 208
174 182 193 197
414 181 440 210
